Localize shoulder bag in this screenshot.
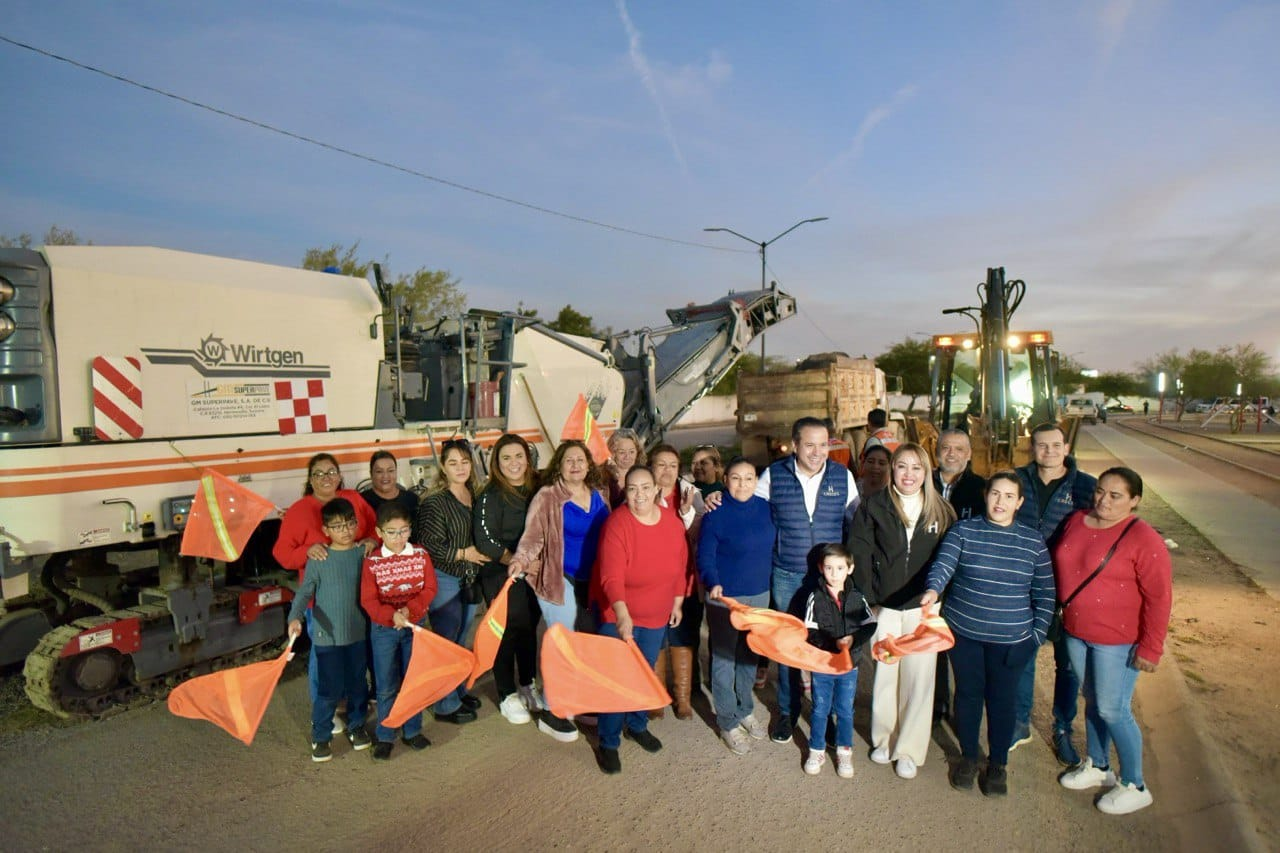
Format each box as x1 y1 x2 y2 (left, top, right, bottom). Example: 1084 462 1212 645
1046 517 1138 642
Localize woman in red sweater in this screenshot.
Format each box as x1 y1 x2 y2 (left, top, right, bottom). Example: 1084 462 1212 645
591 466 688 775
1053 467 1172 816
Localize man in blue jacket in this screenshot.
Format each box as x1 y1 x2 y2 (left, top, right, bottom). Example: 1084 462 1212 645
1013 422 1097 765
754 417 859 743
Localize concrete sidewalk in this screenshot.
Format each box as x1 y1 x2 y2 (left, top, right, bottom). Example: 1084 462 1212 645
1084 424 1280 600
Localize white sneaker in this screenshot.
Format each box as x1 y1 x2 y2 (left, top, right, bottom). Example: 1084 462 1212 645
331 714 344 736
870 746 891 765
519 684 544 712
895 757 918 779
740 713 768 741
1059 758 1117 790
1097 781 1154 815
499 693 532 725
803 749 826 775
721 726 750 755
835 747 854 779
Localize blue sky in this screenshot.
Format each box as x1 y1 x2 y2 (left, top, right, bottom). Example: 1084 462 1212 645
2 1 1277 373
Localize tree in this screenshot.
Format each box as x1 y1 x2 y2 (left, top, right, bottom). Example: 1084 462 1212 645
875 336 932 412
1091 371 1144 403
547 304 596 337
301 242 464 329
0 224 90 248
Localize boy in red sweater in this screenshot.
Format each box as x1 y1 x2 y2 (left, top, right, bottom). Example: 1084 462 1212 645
360 503 437 760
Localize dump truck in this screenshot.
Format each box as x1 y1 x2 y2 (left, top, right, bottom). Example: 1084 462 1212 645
0 245 794 716
735 352 894 467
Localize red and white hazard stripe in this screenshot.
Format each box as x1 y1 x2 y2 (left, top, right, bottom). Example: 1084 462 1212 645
92 356 144 440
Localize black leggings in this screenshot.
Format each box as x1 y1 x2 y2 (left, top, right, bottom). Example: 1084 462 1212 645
486 574 542 697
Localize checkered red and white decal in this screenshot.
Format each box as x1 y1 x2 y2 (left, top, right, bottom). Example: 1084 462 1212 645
273 379 328 435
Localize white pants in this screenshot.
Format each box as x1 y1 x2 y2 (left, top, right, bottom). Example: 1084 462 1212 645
871 605 938 765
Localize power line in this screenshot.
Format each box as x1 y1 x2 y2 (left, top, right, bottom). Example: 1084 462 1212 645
762 260 843 350
0 34 752 254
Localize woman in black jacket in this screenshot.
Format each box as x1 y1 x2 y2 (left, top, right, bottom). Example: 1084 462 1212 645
473 434 544 725
846 442 956 780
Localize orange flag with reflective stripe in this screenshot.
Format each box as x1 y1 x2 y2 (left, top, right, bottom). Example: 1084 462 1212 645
720 596 852 675
382 626 476 729
167 641 293 745
560 394 611 464
872 607 955 663
539 624 670 718
467 577 512 689
180 468 277 562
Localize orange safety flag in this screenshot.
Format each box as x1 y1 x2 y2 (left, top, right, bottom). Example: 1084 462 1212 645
167 639 294 746
872 607 955 664
382 626 476 729
720 596 853 675
466 577 513 688
560 393 611 464
539 624 670 718
180 468 278 562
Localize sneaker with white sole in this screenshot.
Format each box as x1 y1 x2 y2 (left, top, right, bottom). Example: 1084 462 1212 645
870 746 891 765
499 693 533 725
835 747 854 778
721 726 750 755
1059 758 1117 790
1096 781 1153 815
519 684 545 713
803 749 826 775
537 711 579 743
740 714 768 741
311 741 332 763
895 757 918 779
331 714 345 736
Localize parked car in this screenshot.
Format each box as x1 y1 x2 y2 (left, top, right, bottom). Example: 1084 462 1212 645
1064 397 1100 425
1106 402 1134 413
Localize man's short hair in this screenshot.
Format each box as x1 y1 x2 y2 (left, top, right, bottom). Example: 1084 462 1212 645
791 416 830 444
938 428 971 445
1030 421 1065 442
867 408 887 429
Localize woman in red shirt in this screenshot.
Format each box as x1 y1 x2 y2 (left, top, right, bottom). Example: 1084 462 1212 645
1053 467 1172 816
591 465 687 775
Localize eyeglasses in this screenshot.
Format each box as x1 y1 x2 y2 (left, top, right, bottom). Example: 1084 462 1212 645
379 527 412 538
324 520 357 531
310 469 340 480
441 439 471 452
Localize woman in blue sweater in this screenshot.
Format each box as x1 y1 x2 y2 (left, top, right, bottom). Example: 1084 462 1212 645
698 457 776 755
921 471 1055 798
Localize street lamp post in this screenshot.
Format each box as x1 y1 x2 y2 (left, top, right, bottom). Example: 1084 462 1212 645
704 217 828 372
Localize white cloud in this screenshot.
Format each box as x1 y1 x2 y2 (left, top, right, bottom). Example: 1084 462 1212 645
616 0 687 172
807 83 918 185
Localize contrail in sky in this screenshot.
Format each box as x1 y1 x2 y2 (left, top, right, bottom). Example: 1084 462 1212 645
616 0 687 172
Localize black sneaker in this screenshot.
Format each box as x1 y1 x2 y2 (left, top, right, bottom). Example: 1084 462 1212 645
980 763 1008 797
536 711 580 743
433 707 478 725
950 757 978 790
401 733 432 750
460 693 482 711
371 741 393 761
624 728 663 753
770 716 794 744
347 727 372 751
597 747 622 775
311 741 332 763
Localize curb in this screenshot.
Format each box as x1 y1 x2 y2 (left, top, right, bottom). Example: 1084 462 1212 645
1138 657 1267 851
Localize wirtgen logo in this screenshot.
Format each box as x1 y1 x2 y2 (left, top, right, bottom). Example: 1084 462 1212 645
142 333 329 378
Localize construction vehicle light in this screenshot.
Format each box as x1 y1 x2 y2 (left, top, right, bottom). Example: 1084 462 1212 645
961 338 975 350
0 276 14 305
0 311 15 342
1027 331 1050 344
935 335 954 347
1006 334 1022 349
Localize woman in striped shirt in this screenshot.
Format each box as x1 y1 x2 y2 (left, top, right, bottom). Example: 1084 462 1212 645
920 470 1055 798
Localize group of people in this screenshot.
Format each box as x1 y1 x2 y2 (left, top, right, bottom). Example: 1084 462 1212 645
270 415 1172 817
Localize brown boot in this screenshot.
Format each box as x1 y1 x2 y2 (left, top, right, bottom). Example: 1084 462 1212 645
649 648 670 720
671 645 694 720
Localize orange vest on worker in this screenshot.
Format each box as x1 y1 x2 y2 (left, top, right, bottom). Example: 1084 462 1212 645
865 428 900 455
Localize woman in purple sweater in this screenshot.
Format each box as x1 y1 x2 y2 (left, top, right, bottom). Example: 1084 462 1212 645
697 457 776 755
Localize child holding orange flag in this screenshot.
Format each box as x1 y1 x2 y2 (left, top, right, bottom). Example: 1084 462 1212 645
360 502 438 761
801 543 876 779
286 498 371 762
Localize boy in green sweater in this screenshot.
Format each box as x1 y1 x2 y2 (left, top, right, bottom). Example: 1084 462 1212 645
287 498 371 761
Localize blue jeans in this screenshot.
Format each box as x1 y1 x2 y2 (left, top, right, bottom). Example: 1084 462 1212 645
429 570 472 714
950 634 1035 765
771 570 809 721
312 640 369 744
370 620 425 743
1016 633 1079 733
536 577 596 633
596 622 667 750
809 668 858 752
705 592 767 732
1064 634 1145 787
